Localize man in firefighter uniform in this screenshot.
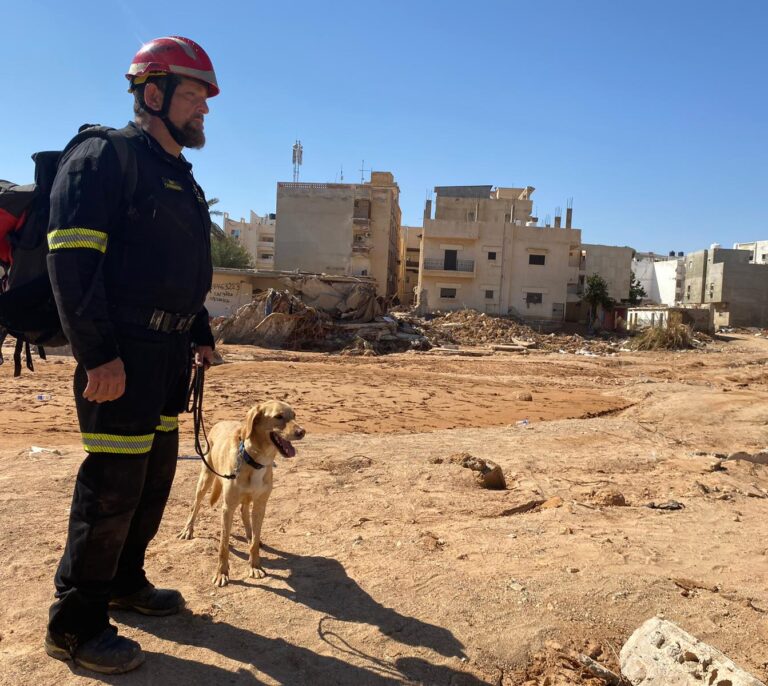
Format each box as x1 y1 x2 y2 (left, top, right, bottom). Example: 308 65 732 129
45 36 218 674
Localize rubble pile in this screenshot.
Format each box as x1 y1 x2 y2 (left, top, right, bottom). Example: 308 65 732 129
215 301 713 356
214 289 333 349
215 290 432 353
417 309 627 355
419 310 541 347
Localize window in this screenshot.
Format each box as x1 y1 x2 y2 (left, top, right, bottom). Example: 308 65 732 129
361 269 368 276
440 288 457 299
260 253 273 259
529 254 546 266
504 213 511 222
231 229 241 238
526 292 543 305
467 211 476 221
488 251 497 261
484 290 494 299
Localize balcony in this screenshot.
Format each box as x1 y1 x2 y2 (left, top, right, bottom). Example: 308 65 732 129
423 258 475 277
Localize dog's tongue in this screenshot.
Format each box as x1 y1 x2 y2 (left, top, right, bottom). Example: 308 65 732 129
271 432 296 458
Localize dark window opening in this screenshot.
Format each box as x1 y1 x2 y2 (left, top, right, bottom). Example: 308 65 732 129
526 292 543 305
529 254 546 266
488 251 497 261
485 290 494 299
440 288 457 299
443 249 458 270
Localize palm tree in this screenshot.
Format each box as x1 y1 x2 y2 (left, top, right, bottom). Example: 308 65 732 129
206 197 253 269
207 197 225 239
582 274 614 332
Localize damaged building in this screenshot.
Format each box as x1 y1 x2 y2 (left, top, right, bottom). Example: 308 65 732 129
273 173 402 298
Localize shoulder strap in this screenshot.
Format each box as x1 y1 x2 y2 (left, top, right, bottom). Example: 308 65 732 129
61 126 137 208
104 128 138 209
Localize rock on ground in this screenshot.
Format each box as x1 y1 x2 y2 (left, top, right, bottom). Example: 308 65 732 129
620 617 766 686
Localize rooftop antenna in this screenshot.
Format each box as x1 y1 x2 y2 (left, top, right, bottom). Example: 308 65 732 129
292 140 303 182
340 164 344 183
359 159 371 184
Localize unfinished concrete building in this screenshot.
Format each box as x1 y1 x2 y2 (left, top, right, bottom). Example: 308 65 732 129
417 185 581 323
273 172 402 297
683 246 768 327
223 211 276 270
565 244 635 322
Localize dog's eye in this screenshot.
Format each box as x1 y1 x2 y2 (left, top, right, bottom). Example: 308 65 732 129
274 414 284 420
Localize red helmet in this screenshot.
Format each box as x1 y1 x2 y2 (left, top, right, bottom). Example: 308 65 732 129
126 36 219 97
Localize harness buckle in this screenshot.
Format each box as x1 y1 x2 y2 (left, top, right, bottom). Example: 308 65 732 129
149 309 169 332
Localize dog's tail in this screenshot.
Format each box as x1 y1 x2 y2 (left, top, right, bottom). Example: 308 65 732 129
209 478 222 506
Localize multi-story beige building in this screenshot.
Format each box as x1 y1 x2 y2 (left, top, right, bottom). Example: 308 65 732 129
417 185 581 322
273 172 401 297
223 211 276 270
683 245 768 327
397 226 421 306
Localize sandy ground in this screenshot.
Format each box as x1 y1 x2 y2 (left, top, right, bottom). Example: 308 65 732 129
1 335 768 685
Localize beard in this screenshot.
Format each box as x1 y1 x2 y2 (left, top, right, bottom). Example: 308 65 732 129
176 118 206 149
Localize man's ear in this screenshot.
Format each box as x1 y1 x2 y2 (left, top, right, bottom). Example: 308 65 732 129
144 82 164 111
241 405 264 441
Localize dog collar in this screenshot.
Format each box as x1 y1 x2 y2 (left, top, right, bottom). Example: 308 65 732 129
238 441 264 470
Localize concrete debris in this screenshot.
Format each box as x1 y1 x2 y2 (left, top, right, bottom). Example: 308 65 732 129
726 450 768 466
417 309 632 354
214 289 331 347
215 303 715 356
620 617 765 686
449 452 507 489
646 500 685 510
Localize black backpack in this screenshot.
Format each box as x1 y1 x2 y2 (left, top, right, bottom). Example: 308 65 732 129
0 125 137 376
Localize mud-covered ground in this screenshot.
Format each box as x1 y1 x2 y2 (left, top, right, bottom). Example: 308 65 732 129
1 334 767 685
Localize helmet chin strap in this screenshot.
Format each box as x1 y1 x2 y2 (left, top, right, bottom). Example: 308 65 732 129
137 76 187 147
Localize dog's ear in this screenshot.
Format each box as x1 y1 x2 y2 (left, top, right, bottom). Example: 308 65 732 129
241 405 264 440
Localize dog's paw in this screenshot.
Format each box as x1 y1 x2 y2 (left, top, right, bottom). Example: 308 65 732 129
248 565 267 579
178 528 194 540
212 571 230 587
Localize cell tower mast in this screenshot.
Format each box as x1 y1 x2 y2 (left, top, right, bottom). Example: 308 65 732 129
292 140 303 182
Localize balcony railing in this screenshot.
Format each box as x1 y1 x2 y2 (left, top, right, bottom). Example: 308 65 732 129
424 258 475 272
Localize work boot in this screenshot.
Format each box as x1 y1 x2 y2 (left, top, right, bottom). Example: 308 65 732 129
45 625 144 674
109 583 185 616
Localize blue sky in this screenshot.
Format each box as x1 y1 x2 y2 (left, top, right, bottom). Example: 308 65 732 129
3 0 766 254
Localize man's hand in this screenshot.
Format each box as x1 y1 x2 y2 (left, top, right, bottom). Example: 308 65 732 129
83 357 126 403
194 345 215 370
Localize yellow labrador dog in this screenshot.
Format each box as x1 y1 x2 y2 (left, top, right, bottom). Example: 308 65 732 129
178 400 305 586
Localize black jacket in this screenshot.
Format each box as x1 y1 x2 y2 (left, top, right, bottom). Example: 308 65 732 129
48 122 214 369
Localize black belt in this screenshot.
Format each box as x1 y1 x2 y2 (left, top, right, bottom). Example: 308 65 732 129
112 305 196 333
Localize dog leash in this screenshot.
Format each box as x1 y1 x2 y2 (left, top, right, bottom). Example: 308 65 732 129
187 361 237 480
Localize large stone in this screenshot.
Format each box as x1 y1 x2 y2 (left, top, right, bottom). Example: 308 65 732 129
620 617 765 686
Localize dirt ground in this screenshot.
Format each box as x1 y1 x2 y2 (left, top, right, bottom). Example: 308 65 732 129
1 334 767 685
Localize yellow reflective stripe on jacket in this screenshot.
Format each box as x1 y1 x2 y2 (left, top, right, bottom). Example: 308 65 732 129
81 432 154 454
156 415 179 433
48 228 108 253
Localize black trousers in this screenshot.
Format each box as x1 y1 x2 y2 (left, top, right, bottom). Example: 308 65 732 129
48 328 191 643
